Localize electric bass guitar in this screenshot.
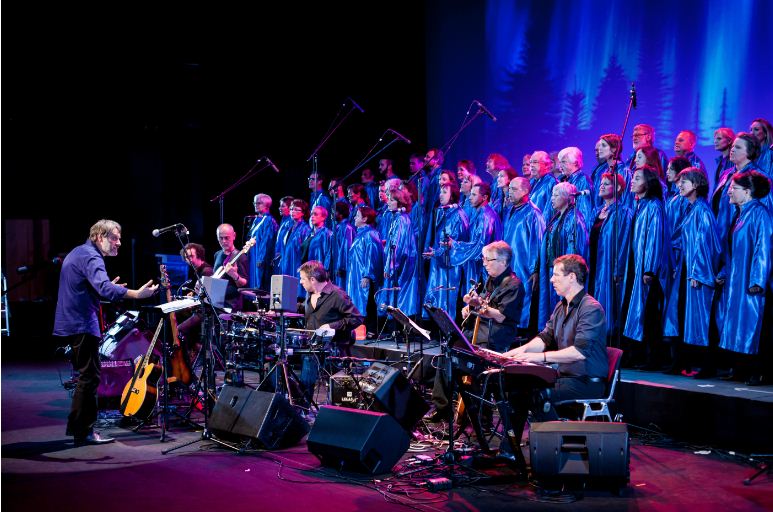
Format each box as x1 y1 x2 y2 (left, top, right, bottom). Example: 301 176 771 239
119 319 164 419
212 238 256 279
160 264 191 385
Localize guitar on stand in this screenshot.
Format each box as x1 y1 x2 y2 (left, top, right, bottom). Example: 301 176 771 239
120 319 165 419
160 264 191 385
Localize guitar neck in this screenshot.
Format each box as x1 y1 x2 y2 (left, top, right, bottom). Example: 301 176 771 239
213 239 255 279
142 319 165 367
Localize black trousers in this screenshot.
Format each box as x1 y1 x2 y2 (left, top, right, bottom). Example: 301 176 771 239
65 333 102 438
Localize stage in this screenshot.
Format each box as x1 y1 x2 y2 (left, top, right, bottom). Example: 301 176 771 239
2 349 772 511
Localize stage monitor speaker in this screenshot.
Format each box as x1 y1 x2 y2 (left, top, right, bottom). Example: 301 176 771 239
306 406 410 474
97 359 134 409
529 421 630 489
359 363 429 432
270 274 299 312
210 387 309 449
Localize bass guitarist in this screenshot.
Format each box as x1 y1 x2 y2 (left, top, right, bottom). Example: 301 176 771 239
213 223 251 311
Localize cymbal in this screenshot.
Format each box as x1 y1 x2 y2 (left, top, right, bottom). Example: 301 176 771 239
264 310 304 318
238 288 271 298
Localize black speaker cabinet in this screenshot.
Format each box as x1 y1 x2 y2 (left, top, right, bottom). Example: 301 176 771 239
97 359 134 409
210 387 309 449
306 406 410 474
529 422 630 488
359 363 429 432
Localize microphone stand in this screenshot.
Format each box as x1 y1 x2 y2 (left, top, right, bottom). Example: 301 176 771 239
163 230 240 454
441 101 487 157
306 97 365 176
209 158 275 226
611 83 637 349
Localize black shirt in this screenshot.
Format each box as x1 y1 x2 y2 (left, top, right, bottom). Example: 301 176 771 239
537 289 608 378
463 270 524 352
304 282 364 344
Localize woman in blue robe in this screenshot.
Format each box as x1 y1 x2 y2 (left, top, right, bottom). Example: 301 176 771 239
620 166 669 367
663 168 721 375
712 134 764 332
502 177 545 334
346 207 383 317
382 188 420 317
273 197 294 276
588 173 632 341
592 134 630 211
423 183 470 318
719 171 772 385
537 182 589 328
330 202 356 289
281 199 312 298
248 194 279 292
304 206 333 272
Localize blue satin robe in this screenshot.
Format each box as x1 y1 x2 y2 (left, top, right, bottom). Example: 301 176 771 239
719 200 772 355
663 199 721 346
346 225 383 315
306 226 333 272
383 212 420 316
375 205 392 241
503 200 545 328
683 151 707 174
424 206 470 317
248 214 278 291
364 181 380 211
273 215 293 276
423 167 443 215
589 202 632 339
331 220 356 288
538 206 589 328
712 154 734 193
622 197 668 342
753 144 772 178
281 220 312 297
566 170 594 233
490 186 508 219
450 204 503 285
310 190 333 229
531 173 558 222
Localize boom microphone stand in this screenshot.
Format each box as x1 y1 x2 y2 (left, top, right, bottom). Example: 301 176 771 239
210 157 276 226
611 82 637 350
162 228 240 454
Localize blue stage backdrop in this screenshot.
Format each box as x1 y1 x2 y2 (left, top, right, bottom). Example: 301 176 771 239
427 0 773 187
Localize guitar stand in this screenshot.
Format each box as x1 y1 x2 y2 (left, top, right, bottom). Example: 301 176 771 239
743 454 772 486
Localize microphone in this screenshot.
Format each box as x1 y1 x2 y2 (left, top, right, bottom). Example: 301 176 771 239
437 204 458 210
347 97 365 113
380 287 402 292
387 128 411 144
152 223 189 237
630 82 637 109
266 157 281 174
473 100 497 122
569 190 591 197
16 257 64 274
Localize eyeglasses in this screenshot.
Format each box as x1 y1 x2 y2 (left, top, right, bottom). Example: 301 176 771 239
289 207 303 211
483 257 502 262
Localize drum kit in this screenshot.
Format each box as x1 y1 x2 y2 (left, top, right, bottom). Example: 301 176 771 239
225 288 317 380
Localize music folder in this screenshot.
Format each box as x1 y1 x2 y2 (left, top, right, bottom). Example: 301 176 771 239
423 304 475 352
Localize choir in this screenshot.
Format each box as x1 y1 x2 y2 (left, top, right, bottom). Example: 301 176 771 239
224 124 773 385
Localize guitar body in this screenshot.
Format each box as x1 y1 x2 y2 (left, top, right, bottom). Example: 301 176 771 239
120 357 163 419
160 264 192 385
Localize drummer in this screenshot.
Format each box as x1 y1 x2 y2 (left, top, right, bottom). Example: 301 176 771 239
298 260 364 400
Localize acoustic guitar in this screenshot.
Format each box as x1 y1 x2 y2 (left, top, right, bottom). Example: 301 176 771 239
160 264 191 385
119 319 164 419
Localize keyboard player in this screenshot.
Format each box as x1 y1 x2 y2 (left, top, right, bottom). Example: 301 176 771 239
499 254 608 460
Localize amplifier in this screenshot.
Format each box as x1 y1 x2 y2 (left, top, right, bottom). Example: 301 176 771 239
329 371 370 409
97 359 134 409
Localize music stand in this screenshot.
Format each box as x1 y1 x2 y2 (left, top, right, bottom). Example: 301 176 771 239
384 306 431 384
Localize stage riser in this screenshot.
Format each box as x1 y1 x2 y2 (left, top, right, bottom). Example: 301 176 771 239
617 381 773 453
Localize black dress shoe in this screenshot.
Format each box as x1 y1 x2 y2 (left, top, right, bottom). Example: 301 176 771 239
693 368 716 379
74 432 115 446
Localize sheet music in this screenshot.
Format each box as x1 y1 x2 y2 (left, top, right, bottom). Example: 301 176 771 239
157 297 200 314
